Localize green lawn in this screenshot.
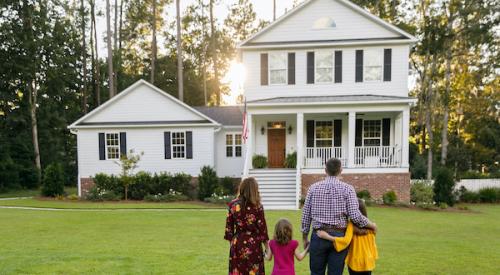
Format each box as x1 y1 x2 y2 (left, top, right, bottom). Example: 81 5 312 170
0 201 499 275
0 186 78 198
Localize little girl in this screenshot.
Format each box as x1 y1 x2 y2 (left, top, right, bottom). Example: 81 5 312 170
265 218 309 275
317 199 378 275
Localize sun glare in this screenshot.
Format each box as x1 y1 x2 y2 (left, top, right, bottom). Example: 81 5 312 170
222 60 246 105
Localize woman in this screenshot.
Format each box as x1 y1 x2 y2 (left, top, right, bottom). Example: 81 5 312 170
224 177 269 275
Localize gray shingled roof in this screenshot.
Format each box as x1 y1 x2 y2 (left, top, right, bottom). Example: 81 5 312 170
247 95 416 104
194 106 243 126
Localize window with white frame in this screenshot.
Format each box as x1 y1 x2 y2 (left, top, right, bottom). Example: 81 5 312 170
106 133 120 159
315 52 334 83
226 134 242 157
364 49 383 81
269 52 287 84
315 121 333 147
171 132 186 159
363 120 382 146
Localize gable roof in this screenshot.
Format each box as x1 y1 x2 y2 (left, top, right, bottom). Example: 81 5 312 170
238 0 417 49
194 106 243 127
68 80 220 129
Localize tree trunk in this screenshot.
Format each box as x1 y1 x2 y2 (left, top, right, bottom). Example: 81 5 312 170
80 0 88 114
151 0 157 84
119 0 124 52
90 3 96 107
113 0 118 93
425 56 437 180
91 0 101 106
176 0 184 101
441 17 454 166
209 0 219 105
106 0 115 98
28 80 41 178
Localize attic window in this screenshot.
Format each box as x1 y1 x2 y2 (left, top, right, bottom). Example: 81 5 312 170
312 17 337 29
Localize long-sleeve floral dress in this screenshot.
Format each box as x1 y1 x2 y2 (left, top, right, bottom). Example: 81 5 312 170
224 198 269 275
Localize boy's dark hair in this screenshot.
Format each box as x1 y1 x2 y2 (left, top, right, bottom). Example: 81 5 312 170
274 218 293 245
325 158 342 176
358 198 368 217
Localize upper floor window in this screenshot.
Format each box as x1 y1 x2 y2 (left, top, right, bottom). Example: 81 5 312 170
363 120 382 146
269 52 287 84
315 52 334 83
226 134 242 157
171 132 186 159
364 49 383 81
106 133 120 159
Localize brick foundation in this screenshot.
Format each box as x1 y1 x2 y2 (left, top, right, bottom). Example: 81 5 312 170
80 178 95 197
301 173 410 202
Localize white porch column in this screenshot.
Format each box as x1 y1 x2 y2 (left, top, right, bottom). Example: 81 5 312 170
401 107 410 168
242 113 253 177
347 111 356 168
296 112 304 210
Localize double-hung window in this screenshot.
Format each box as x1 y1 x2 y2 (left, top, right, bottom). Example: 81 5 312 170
315 121 333 147
363 120 382 146
269 52 287 84
106 133 120 159
226 134 242 157
315 52 334 83
171 132 186 159
364 49 383 81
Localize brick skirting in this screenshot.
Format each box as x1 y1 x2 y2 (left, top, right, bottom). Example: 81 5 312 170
80 178 95 196
301 173 411 202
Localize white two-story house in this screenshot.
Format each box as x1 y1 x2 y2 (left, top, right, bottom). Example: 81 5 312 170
70 0 416 209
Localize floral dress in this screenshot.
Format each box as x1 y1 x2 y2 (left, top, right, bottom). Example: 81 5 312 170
224 198 269 275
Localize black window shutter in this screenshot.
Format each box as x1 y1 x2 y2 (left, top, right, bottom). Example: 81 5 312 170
384 49 392 81
334 51 342 83
98 133 105 160
382 118 391 146
306 120 315 147
164 132 171 159
355 119 363 146
355 50 363 82
186 131 193 159
119 132 127 157
288 52 295 85
307 52 315 84
260 53 268 86
333 120 342 147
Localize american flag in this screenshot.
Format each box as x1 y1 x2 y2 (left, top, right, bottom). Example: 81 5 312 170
242 98 248 143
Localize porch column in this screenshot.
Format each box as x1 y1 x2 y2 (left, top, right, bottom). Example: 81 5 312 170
243 113 253 177
347 111 356 168
401 107 410 168
296 112 304 210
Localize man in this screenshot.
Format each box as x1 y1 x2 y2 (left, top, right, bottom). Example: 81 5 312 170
301 158 377 275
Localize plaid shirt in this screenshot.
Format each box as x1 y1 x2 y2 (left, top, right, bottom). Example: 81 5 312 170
301 176 369 234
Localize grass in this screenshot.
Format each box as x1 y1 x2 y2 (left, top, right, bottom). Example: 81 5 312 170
0 202 499 274
0 186 77 198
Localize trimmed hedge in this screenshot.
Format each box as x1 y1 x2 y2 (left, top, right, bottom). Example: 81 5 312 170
41 163 65 197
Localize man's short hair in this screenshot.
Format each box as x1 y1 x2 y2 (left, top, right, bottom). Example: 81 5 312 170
325 158 342 176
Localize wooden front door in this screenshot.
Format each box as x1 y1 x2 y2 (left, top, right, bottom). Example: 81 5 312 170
268 129 286 168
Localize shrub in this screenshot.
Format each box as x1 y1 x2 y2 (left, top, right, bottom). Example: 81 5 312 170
41 163 65 197
218 177 236 196
151 172 172 195
410 180 434 204
128 171 154 200
203 194 234 204
416 202 436 210
356 190 371 200
459 170 489 179
198 166 218 200
171 173 192 198
433 167 456 206
85 186 103 201
67 194 79 201
457 186 479 203
252 155 268 169
439 202 448 209
100 190 122 201
144 191 188 202
478 187 499 203
410 154 427 179
0 159 20 192
284 152 297 168
382 191 397 205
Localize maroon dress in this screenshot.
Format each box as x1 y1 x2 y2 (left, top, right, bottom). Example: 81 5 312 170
224 198 269 275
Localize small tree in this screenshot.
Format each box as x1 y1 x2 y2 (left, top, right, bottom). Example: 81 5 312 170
198 166 218 200
433 167 456 206
115 150 143 200
41 163 65 197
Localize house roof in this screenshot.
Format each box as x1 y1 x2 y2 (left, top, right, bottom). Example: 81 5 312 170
238 0 417 49
247 95 417 106
194 106 243 127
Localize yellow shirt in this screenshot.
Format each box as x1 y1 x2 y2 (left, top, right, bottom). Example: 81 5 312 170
333 221 379 272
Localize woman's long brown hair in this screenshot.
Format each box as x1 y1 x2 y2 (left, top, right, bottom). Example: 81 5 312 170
238 177 261 207
274 218 293 245
358 198 368 217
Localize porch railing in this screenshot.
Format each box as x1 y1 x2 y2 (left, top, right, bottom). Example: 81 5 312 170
354 146 401 168
304 147 346 168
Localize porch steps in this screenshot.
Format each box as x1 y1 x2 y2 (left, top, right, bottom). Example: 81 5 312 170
248 169 297 210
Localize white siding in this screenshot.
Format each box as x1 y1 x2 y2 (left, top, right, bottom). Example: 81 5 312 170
215 129 245 178
252 0 400 44
243 45 409 101
84 85 205 123
77 127 214 178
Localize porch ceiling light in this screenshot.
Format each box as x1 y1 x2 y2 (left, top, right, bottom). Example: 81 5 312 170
261 126 265 135
288 125 293 134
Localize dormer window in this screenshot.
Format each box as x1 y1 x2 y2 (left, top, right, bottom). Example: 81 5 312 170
269 52 287 84
312 17 336 29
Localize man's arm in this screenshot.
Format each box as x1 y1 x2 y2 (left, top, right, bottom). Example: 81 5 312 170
301 187 313 248
345 186 375 230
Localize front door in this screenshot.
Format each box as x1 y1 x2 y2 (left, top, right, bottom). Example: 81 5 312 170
267 129 286 168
